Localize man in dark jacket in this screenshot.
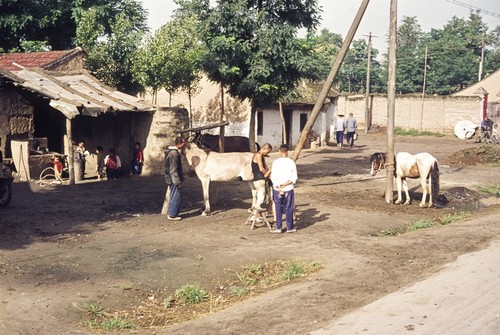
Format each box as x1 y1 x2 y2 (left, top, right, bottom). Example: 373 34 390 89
165 137 186 220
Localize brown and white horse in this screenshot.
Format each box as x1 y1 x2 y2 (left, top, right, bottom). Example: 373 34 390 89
183 140 256 215
370 152 440 207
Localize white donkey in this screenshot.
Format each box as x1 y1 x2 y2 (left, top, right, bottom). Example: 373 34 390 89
184 140 257 215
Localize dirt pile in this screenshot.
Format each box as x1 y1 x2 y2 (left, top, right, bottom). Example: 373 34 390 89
445 145 500 166
438 187 482 208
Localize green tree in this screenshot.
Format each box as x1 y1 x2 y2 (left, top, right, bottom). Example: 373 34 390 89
305 29 343 81
424 12 487 94
0 0 147 51
134 13 206 124
180 0 321 146
75 2 148 94
484 25 500 75
395 16 426 94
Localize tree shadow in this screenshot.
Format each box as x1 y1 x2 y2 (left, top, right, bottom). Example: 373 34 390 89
0 174 249 250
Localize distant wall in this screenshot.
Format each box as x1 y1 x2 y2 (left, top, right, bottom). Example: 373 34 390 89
337 94 482 133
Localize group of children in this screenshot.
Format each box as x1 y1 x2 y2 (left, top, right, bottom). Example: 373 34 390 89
95 142 144 180
52 141 144 182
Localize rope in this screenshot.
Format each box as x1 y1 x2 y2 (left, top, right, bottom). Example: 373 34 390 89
36 167 67 187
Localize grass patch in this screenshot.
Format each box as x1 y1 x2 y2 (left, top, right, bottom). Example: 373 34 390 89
439 211 470 225
375 227 405 237
83 301 106 318
79 260 321 332
476 185 500 197
280 261 307 281
375 211 471 236
230 286 249 297
407 219 435 231
101 317 135 330
395 127 444 137
175 284 208 305
79 302 136 331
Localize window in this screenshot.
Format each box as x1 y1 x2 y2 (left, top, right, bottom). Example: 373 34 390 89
300 113 308 131
257 111 264 135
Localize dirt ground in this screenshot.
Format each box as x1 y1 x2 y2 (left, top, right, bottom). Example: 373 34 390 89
0 133 499 335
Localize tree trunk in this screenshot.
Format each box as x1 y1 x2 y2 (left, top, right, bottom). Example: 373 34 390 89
249 104 257 153
219 84 225 152
279 101 287 144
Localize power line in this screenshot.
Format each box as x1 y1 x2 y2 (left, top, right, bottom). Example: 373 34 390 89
445 0 500 19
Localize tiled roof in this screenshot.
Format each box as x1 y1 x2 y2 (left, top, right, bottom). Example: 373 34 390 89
0 48 82 71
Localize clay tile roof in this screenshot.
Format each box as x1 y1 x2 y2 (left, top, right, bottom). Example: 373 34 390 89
0 48 82 71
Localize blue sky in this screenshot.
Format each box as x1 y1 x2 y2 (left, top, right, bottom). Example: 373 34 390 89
139 0 500 52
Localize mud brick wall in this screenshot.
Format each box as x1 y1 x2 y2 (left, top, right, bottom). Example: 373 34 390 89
142 107 188 175
0 90 35 157
337 94 482 134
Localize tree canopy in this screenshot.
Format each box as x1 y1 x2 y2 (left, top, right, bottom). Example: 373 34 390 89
180 0 322 107
75 1 148 94
0 0 148 52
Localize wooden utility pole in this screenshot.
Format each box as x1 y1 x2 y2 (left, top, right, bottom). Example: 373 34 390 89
420 46 428 131
279 101 287 144
478 33 485 82
292 0 371 161
385 0 397 204
364 32 374 134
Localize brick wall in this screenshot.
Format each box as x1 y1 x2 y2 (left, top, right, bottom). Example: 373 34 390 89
337 94 482 134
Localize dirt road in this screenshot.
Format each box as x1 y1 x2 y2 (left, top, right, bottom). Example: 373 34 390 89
312 239 500 334
0 133 499 335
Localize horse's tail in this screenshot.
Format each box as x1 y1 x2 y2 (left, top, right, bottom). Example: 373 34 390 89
430 160 440 205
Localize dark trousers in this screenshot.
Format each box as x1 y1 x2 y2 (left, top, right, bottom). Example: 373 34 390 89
346 131 356 147
106 167 118 180
168 184 182 217
131 160 142 175
336 131 344 145
273 189 295 231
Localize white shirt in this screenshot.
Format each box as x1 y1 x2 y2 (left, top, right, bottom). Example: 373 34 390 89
271 157 298 192
335 117 345 131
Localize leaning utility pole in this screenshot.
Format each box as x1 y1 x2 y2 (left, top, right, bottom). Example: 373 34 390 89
385 0 397 204
364 32 374 134
292 0 371 161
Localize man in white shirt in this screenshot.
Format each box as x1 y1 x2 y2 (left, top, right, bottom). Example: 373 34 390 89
270 144 298 233
335 114 345 147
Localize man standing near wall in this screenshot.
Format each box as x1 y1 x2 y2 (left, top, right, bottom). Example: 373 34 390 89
345 112 358 148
